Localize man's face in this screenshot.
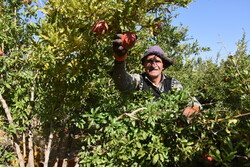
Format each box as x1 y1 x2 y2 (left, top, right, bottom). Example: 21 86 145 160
143 55 164 80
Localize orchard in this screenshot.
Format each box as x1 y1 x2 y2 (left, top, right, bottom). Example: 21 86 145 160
0 0 249 167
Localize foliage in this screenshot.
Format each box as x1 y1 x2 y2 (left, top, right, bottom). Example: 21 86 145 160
221 33 250 110
0 144 15 166
78 89 250 166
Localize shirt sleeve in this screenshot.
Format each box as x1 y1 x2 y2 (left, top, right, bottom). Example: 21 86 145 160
188 96 203 110
111 61 141 92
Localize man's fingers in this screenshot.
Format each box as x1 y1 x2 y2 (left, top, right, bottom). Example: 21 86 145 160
113 39 122 46
113 34 123 39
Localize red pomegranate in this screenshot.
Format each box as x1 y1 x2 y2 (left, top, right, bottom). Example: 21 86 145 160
121 32 137 50
91 20 108 35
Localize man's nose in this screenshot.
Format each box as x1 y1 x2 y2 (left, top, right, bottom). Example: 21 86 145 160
151 61 158 66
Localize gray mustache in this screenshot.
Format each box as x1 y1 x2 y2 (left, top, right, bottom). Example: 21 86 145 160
149 67 159 71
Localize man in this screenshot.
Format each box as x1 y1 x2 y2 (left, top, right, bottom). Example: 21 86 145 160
111 33 201 117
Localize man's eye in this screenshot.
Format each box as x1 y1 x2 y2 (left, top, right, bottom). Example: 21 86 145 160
146 59 162 64
146 60 153 63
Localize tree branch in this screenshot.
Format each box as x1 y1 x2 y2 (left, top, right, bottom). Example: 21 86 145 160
0 92 25 167
27 130 35 167
44 122 54 167
116 107 147 121
205 112 250 124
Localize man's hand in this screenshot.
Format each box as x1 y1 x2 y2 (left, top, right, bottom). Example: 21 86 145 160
113 33 128 61
112 32 137 62
183 106 200 121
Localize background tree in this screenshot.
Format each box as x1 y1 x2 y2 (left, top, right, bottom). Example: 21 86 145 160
0 0 39 166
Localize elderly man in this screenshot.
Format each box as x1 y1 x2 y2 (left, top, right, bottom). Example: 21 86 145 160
111 33 201 117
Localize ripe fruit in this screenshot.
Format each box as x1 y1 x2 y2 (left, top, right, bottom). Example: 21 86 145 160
206 156 213 162
91 20 108 35
0 50 3 56
177 117 185 127
202 154 213 162
153 21 163 36
223 77 231 82
121 32 137 50
23 0 32 5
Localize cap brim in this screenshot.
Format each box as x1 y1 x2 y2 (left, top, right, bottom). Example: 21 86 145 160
162 57 174 69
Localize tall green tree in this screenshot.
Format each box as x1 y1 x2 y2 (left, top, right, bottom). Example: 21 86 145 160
0 0 39 166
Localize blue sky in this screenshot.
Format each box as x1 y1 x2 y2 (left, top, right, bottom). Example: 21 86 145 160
173 0 250 62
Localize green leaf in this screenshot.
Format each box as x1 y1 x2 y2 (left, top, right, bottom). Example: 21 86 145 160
228 119 238 124
136 142 142 148
153 154 159 165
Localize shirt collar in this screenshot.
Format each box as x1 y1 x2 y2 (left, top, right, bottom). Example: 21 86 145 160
144 73 165 87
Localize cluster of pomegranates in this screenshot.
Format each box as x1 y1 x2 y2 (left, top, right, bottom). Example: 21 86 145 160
91 20 136 49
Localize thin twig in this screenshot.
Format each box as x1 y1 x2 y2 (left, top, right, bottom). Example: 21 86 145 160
233 112 250 118
116 107 147 121
131 107 148 115
205 112 250 124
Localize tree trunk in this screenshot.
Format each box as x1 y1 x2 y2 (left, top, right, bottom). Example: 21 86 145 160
44 123 54 167
22 128 27 160
27 130 35 167
0 93 25 167
62 159 68 167
27 85 35 167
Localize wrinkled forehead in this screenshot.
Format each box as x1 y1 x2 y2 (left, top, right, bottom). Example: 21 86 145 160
146 54 162 61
